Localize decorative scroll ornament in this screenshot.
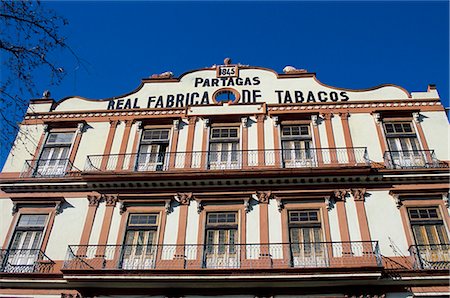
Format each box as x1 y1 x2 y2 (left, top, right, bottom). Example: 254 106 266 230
119 201 127 215
372 112 382 124
204 118 210 128
276 197 284 212
443 193 449 209
174 192 193 205
282 66 307 74
135 120 143 130
412 112 421 123
311 114 319 126
244 198 251 213
55 201 64 215
150 71 174 79
76 122 85 134
272 116 279 127
391 193 402 209
165 200 172 214
197 200 204 214
173 119 180 131
11 202 18 215
324 196 334 211
241 116 249 128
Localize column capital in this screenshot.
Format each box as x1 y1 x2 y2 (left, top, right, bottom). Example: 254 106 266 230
351 188 366 201
87 194 102 207
173 119 180 131
255 114 265 122
272 116 279 127
174 192 193 205
103 194 119 207
333 189 349 202
322 113 334 121
187 116 198 125
241 116 249 128
109 119 120 127
339 112 350 120
252 191 273 204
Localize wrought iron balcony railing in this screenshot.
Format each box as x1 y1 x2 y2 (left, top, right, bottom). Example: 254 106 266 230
0 249 55 273
409 244 450 270
21 158 75 178
383 150 446 169
84 147 370 172
63 241 381 271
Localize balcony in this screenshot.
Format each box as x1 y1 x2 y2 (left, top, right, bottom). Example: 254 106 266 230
63 241 381 271
21 158 75 178
384 150 447 169
84 147 370 172
0 249 55 273
409 244 450 270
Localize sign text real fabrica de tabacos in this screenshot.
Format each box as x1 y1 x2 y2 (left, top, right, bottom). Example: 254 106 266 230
106 76 350 110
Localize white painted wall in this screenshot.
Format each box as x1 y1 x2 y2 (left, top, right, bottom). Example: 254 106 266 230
327 208 341 242
73 121 110 170
2 124 45 172
345 195 362 242
246 203 260 244
0 199 14 244
107 205 122 245
191 118 204 168
110 122 125 155
163 204 180 245
349 113 383 162
88 202 106 245
46 198 87 260
420 111 449 160
268 199 282 243
126 123 138 153
365 191 409 256
264 117 275 165
186 201 199 244
317 119 330 163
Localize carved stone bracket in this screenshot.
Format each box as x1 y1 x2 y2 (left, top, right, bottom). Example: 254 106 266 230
11 202 18 215
412 112 421 123
87 195 102 207
55 201 64 215
372 112 382 124
204 118 210 128
119 201 127 215
103 194 119 207
333 189 349 202
135 120 143 130
76 122 85 134
165 199 172 214
252 191 273 204
351 188 366 202
390 193 402 209
174 192 193 205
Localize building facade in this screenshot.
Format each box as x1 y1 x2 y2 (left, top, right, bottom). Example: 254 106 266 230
0 62 449 298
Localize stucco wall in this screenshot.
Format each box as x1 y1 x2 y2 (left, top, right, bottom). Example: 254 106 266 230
420 111 449 160
46 198 87 260
2 124 45 172
348 114 383 162
327 207 341 242
365 191 409 256
186 201 199 245
0 199 14 245
246 203 260 244
268 199 282 243
345 195 362 242
89 202 106 245
73 122 110 170
107 205 122 245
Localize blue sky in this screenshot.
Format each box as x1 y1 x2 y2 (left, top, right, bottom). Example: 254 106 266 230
1 1 449 168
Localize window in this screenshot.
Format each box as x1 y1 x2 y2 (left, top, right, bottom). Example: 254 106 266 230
288 210 325 267
6 214 48 272
281 125 315 167
384 121 424 168
408 207 449 245
208 127 240 169
121 214 159 269
408 207 450 268
137 129 170 171
36 132 74 176
204 212 238 268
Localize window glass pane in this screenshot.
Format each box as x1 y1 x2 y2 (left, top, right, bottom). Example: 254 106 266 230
403 123 413 133
128 214 158 226
47 132 74 145
385 124 394 133
18 215 47 227
394 124 403 133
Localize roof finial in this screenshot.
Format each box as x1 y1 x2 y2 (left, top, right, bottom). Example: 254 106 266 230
224 57 232 65
42 90 51 99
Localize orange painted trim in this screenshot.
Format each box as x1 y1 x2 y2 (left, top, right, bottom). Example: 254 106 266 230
323 113 337 164
242 123 249 168
259 202 269 244
68 130 83 165
116 120 133 170
40 210 56 252
354 200 371 242
184 117 197 168
339 113 355 163
128 124 141 170
374 121 387 154
272 121 281 168
2 212 19 249
176 204 189 245
335 200 351 242
32 128 48 161
256 114 265 166
100 120 119 170
79 204 99 245
312 122 323 165
200 125 209 169
168 125 180 169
